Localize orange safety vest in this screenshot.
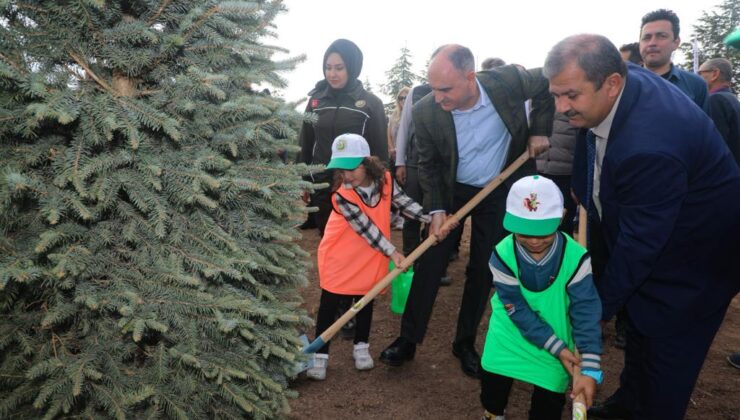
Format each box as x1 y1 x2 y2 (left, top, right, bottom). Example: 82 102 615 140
317 172 392 295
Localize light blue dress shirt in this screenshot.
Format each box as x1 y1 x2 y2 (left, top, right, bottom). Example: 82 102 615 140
452 79 512 187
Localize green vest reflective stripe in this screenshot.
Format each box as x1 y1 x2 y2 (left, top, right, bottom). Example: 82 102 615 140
480 233 587 393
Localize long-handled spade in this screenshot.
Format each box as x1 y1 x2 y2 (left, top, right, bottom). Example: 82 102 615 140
294 151 531 373
570 205 590 420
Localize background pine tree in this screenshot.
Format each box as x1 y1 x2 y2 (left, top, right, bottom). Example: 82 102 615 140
679 0 740 88
0 1 315 418
381 45 420 110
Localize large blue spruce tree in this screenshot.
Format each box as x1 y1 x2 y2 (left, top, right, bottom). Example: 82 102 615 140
0 1 313 418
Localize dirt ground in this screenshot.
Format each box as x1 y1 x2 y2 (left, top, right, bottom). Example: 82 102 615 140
288 224 740 420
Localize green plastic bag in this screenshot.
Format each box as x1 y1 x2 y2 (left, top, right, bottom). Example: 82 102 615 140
389 261 414 314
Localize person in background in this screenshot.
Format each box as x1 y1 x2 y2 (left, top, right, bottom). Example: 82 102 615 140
388 86 411 166
298 38 388 236
618 42 642 65
388 86 411 230
395 83 455 285
536 113 577 236
481 57 506 71
546 33 740 419
698 58 740 164
639 9 707 109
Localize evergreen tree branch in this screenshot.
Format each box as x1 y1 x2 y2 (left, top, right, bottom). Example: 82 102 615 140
147 0 172 25
182 5 220 43
0 52 26 76
67 51 114 94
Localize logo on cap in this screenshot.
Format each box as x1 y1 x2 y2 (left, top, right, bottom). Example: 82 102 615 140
336 139 346 150
523 193 539 212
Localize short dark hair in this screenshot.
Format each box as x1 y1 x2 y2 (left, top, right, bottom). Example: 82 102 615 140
431 44 475 73
641 9 680 39
619 42 642 65
703 58 733 83
544 34 627 90
481 57 506 70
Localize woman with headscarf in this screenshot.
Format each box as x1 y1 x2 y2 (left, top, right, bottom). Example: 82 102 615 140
299 39 388 236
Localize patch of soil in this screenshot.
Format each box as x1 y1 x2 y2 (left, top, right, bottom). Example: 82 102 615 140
289 224 739 419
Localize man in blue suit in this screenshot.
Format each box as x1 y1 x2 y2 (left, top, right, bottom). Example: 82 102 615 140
544 34 740 419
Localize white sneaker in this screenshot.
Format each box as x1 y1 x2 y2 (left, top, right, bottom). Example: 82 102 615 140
306 353 328 380
353 342 374 370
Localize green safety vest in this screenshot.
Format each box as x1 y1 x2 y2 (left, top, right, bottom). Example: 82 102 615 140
481 233 588 393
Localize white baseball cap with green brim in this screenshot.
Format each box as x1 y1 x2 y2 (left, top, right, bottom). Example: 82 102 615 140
326 133 371 170
503 175 564 236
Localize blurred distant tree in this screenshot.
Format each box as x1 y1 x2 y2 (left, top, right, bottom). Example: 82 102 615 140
364 76 375 93
382 46 419 99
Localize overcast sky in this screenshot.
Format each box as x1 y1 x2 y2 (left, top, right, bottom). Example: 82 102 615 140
271 0 716 104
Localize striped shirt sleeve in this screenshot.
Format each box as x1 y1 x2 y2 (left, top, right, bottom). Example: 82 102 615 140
567 256 603 371
392 180 431 223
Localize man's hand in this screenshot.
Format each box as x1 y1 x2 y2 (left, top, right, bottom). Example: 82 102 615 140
527 135 550 158
558 348 579 376
301 191 310 204
395 165 407 185
571 375 597 408
429 213 459 242
429 213 447 241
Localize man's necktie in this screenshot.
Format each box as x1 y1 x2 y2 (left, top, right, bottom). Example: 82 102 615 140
585 129 596 246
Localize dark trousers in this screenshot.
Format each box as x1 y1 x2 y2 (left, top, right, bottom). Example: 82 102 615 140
612 307 728 419
402 166 458 278
589 218 628 343
539 172 575 236
401 182 507 346
480 371 565 420
306 171 334 236
314 289 374 354
401 166 423 256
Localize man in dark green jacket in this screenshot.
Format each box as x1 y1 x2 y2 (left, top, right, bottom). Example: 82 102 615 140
380 44 554 378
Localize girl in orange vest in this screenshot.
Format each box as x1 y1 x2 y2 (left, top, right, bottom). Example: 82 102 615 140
307 133 430 381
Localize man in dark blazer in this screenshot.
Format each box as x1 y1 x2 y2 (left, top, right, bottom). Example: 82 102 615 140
380 44 554 378
545 34 740 419
699 58 740 165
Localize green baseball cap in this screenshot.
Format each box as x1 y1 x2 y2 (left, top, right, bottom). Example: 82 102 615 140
326 133 370 170
503 175 564 236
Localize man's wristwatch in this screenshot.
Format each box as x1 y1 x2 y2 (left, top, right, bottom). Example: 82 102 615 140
581 369 603 384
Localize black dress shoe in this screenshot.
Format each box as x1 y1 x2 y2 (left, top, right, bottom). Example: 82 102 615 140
379 337 416 366
452 344 481 378
588 393 632 419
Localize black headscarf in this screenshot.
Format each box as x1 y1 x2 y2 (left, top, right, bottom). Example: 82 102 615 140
311 39 364 95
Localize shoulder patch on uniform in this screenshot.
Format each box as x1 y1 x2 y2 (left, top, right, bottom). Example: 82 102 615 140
311 98 319 108
355 99 366 108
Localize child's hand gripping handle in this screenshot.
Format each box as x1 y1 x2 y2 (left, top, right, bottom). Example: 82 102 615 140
569 349 588 420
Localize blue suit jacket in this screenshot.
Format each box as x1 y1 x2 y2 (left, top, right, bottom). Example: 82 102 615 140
573 65 740 337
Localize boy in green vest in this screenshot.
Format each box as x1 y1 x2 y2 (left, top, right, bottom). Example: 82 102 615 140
480 175 603 420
